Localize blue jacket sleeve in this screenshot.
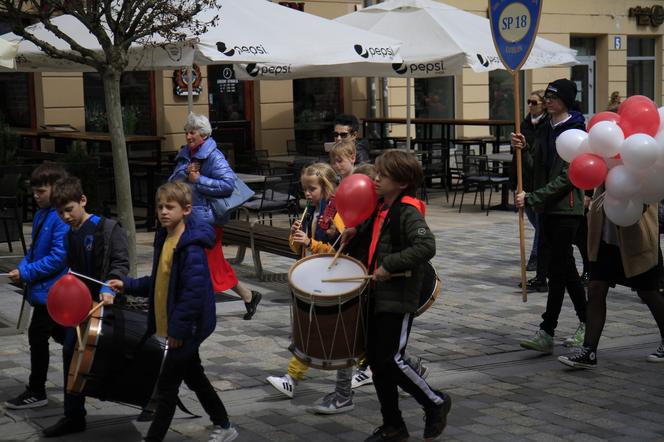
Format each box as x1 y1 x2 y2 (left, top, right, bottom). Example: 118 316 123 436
169 157 189 182
121 275 152 298
195 151 236 198
168 245 208 340
18 214 68 284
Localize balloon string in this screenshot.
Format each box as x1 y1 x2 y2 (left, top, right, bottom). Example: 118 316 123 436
69 270 111 288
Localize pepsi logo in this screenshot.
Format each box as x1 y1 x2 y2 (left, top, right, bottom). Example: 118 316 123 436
477 54 490 68
216 42 269 57
217 42 235 57
355 44 369 59
245 63 292 77
392 61 445 75
392 63 408 75
354 44 395 59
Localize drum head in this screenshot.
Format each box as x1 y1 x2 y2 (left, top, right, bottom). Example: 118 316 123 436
289 254 367 300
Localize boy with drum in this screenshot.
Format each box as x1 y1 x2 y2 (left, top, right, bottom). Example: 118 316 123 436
342 150 451 442
44 176 130 438
109 182 237 442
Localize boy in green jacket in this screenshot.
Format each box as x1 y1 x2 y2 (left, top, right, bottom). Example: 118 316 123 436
343 150 451 442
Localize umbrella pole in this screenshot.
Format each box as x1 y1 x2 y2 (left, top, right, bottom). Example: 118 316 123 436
513 71 527 303
406 77 412 150
187 65 194 114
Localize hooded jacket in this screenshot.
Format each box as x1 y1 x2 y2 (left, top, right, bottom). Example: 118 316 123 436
523 111 586 216
169 137 236 226
121 217 217 344
18 208 69 305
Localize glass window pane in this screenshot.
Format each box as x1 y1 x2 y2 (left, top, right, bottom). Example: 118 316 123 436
414 77 454 138
627 37 655 57
627 60 655 99
570 37 596 56
83 72 154 135
0 73 33 128
293 78 341 143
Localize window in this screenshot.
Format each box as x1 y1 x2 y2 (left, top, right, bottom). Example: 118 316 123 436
293 78 341 143
415 76 454 138
570 37 596 115
0 73 34 128
627 37 656 99
83 71 155 134
208 65 248 122
489 70 524 138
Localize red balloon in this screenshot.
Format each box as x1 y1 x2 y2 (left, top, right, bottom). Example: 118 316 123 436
47 274 92 327
568 153 608 190
617 95 660 137
336 174 377 227
587 111 621 131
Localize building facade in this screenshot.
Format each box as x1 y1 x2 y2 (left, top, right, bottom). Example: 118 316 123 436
1 0 663 157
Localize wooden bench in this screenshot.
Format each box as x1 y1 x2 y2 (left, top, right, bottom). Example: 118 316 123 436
223 219 299 280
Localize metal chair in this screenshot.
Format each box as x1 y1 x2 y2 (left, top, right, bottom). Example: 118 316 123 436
0 173 27 254
242 174 298 225
457 155 490 213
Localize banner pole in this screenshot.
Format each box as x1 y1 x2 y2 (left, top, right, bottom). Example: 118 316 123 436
513 71 527 303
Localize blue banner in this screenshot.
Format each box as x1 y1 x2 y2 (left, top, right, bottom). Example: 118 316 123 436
489 0 542 71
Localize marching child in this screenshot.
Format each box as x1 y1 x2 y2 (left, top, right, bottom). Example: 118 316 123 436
266 163 358 414
4 164 69 411
108 182 237 442
44 176 130 438
342 150 451 442
330 139 358 180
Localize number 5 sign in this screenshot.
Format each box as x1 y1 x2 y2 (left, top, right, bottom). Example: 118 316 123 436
489 0 542 72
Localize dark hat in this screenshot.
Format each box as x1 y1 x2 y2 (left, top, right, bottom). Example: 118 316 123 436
545 79 577 110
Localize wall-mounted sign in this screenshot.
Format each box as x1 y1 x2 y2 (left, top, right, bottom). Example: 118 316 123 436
173 64 203 96
629 5 664 27
614 36 622 50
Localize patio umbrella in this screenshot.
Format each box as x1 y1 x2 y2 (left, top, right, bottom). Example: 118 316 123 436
0 37 17 69
0 0 402 72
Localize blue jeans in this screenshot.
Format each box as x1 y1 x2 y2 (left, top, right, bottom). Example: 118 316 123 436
62 328 86 419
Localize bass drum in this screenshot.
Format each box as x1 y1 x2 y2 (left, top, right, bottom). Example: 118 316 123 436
415 261 441 317
67 305 166 407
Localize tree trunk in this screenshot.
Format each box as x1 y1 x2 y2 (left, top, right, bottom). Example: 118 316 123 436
102 68 137 275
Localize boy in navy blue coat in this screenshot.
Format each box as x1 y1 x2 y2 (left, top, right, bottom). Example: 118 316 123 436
109 181 237 442
4 164 69 410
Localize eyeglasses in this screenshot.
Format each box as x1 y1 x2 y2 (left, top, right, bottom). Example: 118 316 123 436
527 100 541 106
332 131 351 139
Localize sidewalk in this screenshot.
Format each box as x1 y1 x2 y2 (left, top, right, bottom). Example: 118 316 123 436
0 197 663 441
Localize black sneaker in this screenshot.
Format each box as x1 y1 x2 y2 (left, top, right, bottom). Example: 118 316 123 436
519 277 548 293
558 346 597 369
423 392 452 441
364 424 409 442
4 387 47 409
243 290 262 320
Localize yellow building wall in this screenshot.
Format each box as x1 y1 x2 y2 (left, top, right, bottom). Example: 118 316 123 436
30 0 664 155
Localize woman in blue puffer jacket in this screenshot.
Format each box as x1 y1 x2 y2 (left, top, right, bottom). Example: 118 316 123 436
169 113 262 320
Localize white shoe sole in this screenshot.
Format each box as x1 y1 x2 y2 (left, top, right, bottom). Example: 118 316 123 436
209 427 239 442
646 355 664 362
4 398 48 410
266 377 294 399
310 403 355 415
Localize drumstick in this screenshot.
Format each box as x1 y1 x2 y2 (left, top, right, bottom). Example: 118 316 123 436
75 325 84 352
327 241 345 269
69 270 111 288
321 271 412 283
88 301 105 318
0 273 10 277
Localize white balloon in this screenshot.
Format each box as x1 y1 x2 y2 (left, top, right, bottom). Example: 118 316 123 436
556 129 588 162
605 165 641 199
658 106 664 134
639 165 664 201
655 130 664 166
588 121 624 158
621 133 659 172
603 196 644 227
605 156 623 169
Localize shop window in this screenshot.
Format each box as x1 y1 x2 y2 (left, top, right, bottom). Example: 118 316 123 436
414 77 454 139
489 70 524 138
208 65 247 122
83 71 155 135
293 78 341 144
0 73 34 128
627 37 656 99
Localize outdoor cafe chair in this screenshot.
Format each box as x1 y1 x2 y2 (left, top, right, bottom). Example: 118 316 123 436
242 174 298 226
457 154 490 213
0 173 27 255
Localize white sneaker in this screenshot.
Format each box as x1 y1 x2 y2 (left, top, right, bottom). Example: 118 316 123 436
351 367 373 389
208 423 238 442
266 374 295 398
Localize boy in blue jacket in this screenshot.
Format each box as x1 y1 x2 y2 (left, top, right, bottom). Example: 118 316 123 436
4 164 69 410
44 176 130 438
108 181 237 442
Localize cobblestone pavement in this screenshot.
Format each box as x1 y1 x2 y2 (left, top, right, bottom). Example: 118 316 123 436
0 197 663 441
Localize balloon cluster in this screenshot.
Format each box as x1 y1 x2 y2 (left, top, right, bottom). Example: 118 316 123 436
556 95 664 226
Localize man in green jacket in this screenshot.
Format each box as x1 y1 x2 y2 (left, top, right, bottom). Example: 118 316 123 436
512 79 588 354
